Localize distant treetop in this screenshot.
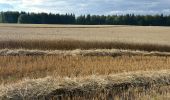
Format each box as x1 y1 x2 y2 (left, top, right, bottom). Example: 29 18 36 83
0 11 170 26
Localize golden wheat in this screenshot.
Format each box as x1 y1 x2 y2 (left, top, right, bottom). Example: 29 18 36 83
1 40 170 51
0 24 170 46
0 55 170 83
1 24 170 51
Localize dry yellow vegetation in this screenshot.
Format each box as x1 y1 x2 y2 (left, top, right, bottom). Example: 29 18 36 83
1 40 170 52
0 24 170 45
0 55 170 83
1 49 170 56
1 70 170 100
1 24 170 52
0 24 170 99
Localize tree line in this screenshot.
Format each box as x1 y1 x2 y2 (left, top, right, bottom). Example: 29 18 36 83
0 11 75 24
0 11 170 26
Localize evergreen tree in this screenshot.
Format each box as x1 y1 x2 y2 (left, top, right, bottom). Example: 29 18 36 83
18 14 31 23
0 11 170 26
86 14 91 24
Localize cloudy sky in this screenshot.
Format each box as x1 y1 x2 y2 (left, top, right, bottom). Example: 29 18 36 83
0 0 170 15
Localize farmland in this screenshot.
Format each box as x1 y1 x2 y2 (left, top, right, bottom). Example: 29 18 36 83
0 24 170 99
0 24 170 45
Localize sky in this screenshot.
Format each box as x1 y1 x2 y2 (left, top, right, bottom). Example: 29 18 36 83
0 0 170 15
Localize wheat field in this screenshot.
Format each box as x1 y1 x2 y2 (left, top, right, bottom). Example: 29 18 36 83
0 24 170 99
0 24 170 45
0 55 170 83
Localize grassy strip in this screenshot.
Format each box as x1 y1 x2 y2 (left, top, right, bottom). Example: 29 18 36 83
1 40 170 52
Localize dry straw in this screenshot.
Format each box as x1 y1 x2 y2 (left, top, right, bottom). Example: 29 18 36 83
0 70 170 100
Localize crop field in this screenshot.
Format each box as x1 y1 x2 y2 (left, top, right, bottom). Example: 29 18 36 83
0 55 170 83
0 24 170 45
0 24 170 100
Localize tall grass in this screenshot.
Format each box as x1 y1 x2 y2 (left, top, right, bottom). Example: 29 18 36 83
0 55 170 83
1 40 170 52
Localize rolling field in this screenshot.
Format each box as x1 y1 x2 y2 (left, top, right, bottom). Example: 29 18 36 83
0 24 170 99
0 24 170 45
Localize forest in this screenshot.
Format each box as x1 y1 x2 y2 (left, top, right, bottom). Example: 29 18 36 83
0 11 170 26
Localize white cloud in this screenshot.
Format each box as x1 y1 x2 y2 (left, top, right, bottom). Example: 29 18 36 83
21 0 42 5
0 0 19 4
0 0 170 15
108 10 161 15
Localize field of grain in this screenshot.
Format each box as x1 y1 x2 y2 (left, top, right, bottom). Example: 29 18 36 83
0 24 170 45
1 55 170 84
0 24 170 99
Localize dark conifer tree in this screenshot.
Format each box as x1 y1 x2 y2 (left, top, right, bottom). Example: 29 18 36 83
0 11 170 26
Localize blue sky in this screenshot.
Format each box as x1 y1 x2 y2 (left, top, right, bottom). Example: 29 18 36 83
0 0 170 15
